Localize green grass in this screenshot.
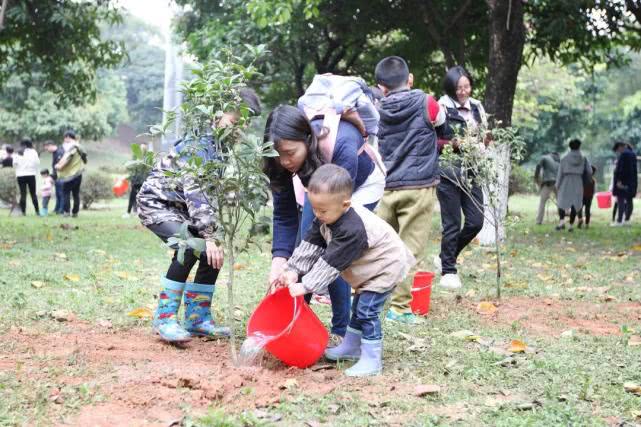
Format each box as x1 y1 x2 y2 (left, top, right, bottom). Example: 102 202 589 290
1 194 641 426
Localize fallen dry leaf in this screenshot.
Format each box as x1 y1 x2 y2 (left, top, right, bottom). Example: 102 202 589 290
8 260 20 267
477 301 498 315
603 295 617 302
628 335 641 347
30 281 46 289
450 330 476 339
505 281 528 289
50 310 75 322
465 289 477 298
536 273 553 283
414 384 441 397
115 271 131 280
64 274 80 282
508 340 527 353
54 252 67 260
233 263 247 271
624 382 641 395
127 307 153 319
0 241 16 250
632 244 641 252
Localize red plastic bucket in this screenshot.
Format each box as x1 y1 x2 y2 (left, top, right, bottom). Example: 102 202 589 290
410 271 435 316
246 288 329 368
112 177 129 197
596 191 612 209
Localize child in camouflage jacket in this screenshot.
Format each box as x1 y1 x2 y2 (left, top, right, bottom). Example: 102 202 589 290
137 88 261 343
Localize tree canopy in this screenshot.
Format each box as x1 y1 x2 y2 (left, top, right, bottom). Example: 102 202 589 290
0 0 124 104
174 0 641 126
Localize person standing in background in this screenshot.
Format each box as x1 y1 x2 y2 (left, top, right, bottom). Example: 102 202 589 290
1 145 14 168
534 152 560 225
611 141 638 226
555 139 592 232
55 130 87 218
13 138 41 215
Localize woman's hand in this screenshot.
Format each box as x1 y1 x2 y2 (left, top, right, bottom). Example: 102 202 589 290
288 282 306 297
269 257 288 287
205 240 224 269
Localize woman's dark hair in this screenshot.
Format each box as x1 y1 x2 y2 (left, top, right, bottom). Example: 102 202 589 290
263 105 324 190
41 168 50 175
64 130 76 140
20 138 33 149
612 141 626 152
5 145 14 154
443 66 474 100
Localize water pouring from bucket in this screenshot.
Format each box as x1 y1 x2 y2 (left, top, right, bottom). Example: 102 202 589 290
241 288 329 368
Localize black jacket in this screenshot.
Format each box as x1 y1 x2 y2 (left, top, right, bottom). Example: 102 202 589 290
378 89 439 189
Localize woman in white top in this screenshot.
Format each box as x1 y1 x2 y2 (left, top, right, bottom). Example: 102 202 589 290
14 138 41 215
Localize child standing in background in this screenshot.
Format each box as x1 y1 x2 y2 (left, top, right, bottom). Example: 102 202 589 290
40 169 55 216
578 165 597 229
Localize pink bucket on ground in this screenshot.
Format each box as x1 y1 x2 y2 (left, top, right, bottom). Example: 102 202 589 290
246 288 328 368
596 191 612 209
410 271 435 316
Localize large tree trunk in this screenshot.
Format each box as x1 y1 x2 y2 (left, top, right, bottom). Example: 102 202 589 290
0 0 8 30
478 0 526 245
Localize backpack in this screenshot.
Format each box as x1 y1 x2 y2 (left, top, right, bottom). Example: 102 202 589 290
294 74 385 205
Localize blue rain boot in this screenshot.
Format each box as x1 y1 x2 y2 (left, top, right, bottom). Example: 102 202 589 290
325 327 361 361
345 339 383 377
39 208 48 216
183 282 231 338
153 277 191 343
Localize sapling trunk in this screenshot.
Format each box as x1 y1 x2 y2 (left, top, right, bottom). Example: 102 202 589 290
226 238 238 364
494 219 502 300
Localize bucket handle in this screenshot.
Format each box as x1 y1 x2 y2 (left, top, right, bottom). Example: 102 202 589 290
411 285 432 292
257 291 302 344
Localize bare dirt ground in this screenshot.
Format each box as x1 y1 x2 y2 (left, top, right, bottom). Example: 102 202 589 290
3 297 640 426
2 322 414 427
471 296 641 336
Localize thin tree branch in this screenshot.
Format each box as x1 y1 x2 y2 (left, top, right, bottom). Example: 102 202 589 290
444 0 473 32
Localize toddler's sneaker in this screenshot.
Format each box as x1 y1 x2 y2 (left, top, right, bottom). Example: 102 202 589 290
439 273 462 290
385 308 421 325
433 255 442 274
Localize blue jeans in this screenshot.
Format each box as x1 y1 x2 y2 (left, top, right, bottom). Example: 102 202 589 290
54 180 64 214
349 290 391 341
300 193 379 336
